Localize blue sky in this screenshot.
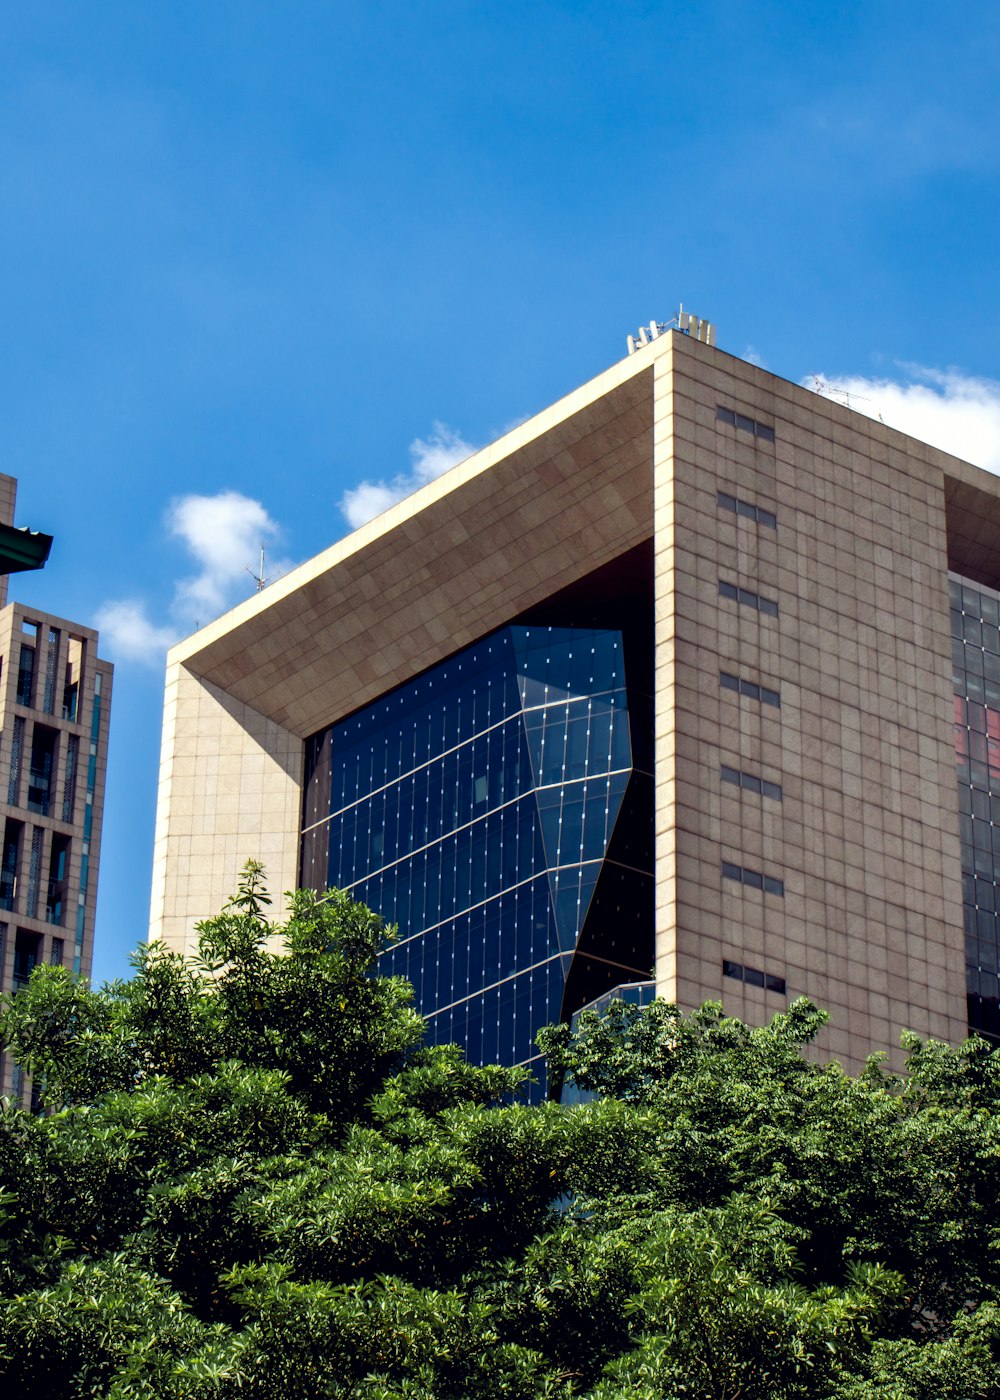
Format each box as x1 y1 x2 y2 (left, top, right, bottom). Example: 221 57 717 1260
1 2 998 982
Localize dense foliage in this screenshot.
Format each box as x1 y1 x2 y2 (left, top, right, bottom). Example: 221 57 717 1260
1 866 1000 1396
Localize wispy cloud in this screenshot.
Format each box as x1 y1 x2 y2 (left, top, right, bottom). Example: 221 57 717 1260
93 600 177 666
96 491 292 666
101 370 1000 666
340 422 476 529
806 365 1000 473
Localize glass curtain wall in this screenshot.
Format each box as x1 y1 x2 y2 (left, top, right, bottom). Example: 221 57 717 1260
301 623 653 1088
951 571 1000 1040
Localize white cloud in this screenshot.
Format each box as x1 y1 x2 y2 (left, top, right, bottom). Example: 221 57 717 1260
806 366 1000 473
340 422 475 529
96 491 291 667
93 599 178 665
167 490 286 620
100 368 1000 669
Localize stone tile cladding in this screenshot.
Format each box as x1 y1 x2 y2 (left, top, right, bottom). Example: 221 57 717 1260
150 666 302 952
656 336 968 1070
152 330 975 1074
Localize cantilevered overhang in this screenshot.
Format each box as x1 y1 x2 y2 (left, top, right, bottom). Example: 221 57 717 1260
168 342 664 738
0 522 52 575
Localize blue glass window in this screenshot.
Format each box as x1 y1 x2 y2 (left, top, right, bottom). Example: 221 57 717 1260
952 572 1000 1042
301 622 654 1094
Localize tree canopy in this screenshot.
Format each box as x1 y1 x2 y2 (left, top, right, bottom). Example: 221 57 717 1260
1 864 1000 1397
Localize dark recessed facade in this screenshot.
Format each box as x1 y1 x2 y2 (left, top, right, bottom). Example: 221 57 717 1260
951 572 1000 1042
300 567 654 1088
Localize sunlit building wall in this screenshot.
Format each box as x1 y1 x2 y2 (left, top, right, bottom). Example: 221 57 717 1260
152 329 1000 1078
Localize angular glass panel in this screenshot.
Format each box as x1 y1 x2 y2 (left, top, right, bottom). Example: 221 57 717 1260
551 864 601 953
304 616 650 1094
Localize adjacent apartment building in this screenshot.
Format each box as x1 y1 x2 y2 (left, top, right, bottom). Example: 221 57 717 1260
0 476 113 1100
151 326 997 1082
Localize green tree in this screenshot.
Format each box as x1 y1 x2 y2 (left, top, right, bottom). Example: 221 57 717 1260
0 866 999 1397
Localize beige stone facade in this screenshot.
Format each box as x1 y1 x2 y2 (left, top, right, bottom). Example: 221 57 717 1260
151 332 984 1068
0 477 113 1100
656 342 966 1065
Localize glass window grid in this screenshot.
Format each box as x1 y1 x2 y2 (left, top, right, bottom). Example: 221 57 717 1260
377 875 569 1070
951 572 1000 1038
323 627 625 810
340 771 631 941
311 684 631 837
323 714 631 893
303 623 651 1082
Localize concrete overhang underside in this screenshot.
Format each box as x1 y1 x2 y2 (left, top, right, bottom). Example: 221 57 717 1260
171 362 658 739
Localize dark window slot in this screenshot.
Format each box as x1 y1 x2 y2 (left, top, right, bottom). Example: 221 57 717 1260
721 765 782 800
720 671 781 708
715 405 776 442
719 580 779 617
722 861 784 896
722 958 786 995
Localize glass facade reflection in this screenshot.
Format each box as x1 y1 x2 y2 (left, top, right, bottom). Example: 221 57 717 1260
301 622 654 1090
951 572 1000 1041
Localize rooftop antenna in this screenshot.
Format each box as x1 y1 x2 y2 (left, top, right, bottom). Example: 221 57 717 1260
807 375 872 413
247 543 277 593
627 304 716 355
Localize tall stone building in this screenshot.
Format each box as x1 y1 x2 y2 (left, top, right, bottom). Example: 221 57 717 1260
150 325 996 1085
0 476 113 1101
